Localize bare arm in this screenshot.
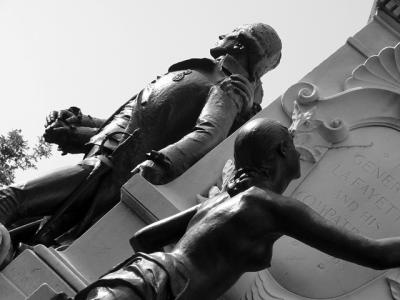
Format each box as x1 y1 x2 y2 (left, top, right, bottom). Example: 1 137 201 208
130 205 199 253
250 187 400 270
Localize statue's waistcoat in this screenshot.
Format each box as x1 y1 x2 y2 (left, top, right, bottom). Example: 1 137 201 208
89 58 224 153
87 56 262 185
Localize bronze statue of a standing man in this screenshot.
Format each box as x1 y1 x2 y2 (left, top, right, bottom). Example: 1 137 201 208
0 23 282 250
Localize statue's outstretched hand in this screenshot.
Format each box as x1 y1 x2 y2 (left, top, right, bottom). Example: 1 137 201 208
131 159 171 185
219 74 254 113
131 151 174 185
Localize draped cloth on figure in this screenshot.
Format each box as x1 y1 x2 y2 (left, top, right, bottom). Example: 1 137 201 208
75 252 190 300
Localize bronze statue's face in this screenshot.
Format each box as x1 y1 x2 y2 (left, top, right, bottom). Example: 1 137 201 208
210 31 249 69
210 24 282 80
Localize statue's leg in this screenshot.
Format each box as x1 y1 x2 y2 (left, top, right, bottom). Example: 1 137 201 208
0 159 97 226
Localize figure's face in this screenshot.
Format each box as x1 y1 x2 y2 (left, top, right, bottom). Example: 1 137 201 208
210 30 249 68
210 26 282 79
257 135 301 195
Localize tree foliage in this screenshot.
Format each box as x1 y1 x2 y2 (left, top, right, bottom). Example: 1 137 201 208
0 129 52 186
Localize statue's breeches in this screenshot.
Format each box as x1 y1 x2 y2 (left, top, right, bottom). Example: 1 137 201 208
0 157 100 225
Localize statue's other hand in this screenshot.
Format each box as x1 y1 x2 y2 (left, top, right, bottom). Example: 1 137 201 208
43 120 72 144
131 160 170 185
43 124 94 154
226 172 257 196
219 74 254 112
45 107 82 129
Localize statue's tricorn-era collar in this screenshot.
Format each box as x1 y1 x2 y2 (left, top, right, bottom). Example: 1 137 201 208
168 55 250 81
215 54 250 79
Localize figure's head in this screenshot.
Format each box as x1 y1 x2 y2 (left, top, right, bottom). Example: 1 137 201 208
233 118 300 194
210 23 282 81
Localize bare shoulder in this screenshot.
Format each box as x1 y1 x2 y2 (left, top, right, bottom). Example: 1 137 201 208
234 186 282 216
237 186 304 220
238 186 279 207
234 186 282 232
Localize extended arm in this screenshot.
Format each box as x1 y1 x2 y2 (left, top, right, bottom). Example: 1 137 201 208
271 191 400 270
159 75 253 179
130 205 199 253
133 75 254 184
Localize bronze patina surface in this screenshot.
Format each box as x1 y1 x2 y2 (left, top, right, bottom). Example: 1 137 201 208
0 23 282 248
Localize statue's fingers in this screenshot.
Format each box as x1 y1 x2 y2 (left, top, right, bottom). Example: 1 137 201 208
45 111 58 126
65 115 80 124
58 110 73 120
50 127 71 134
232 87 251 107
233 84 252 103
229 74 252 86
139 166 152 179
50 111 58 120
230 77 253 99
237 173 248 181
219 78 234 91
131 166 141 175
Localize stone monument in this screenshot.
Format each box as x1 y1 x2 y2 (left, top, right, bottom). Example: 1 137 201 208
4 2 400 300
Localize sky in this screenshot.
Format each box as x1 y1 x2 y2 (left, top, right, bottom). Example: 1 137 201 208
0 0 373 182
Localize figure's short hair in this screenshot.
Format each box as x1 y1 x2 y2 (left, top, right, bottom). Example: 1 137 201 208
234 118 290 171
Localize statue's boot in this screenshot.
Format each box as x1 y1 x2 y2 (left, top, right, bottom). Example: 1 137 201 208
0 157 100 226
0 223 13 270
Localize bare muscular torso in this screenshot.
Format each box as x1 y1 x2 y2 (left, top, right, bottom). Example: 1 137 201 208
171 188 282 299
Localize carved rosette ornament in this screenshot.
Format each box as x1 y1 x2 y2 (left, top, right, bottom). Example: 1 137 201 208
240 44 400 300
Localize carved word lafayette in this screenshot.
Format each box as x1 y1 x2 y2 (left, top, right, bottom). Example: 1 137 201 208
291 152 400 269
296 153 400 231
333 153 400 225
